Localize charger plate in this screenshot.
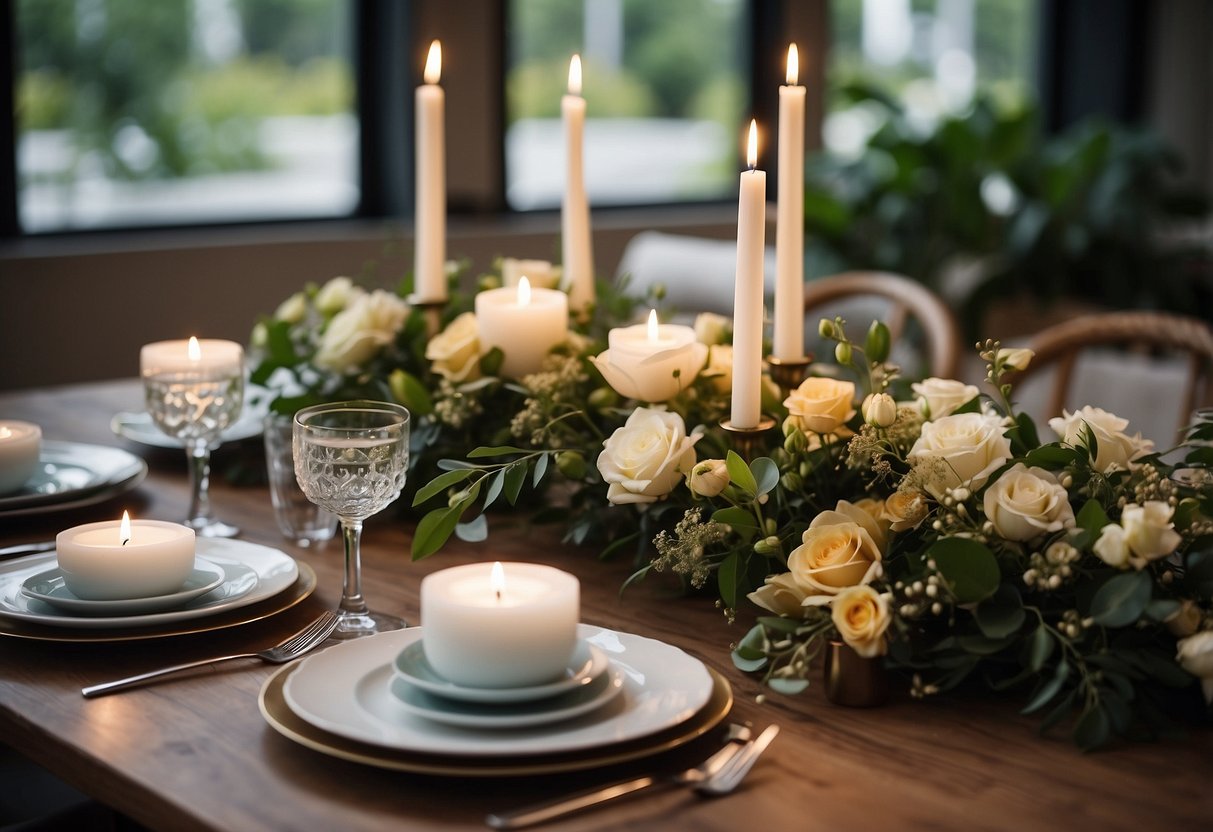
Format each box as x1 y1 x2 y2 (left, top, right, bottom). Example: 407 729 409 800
260 662 731 777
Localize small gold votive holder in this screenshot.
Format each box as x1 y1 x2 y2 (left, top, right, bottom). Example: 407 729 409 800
407 294 447 338
823 640 889 708
765 355 813 395
719 417 777 461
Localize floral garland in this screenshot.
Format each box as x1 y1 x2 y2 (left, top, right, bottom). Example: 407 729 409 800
251 267 1213 749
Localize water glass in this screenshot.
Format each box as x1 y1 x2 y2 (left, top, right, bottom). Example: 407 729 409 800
263 413 337 547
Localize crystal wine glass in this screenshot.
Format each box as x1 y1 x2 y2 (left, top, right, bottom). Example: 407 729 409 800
140 338 245 538
293 400 410 638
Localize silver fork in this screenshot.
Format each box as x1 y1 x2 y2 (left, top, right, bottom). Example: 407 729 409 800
694 723 779 796
81 610 339 698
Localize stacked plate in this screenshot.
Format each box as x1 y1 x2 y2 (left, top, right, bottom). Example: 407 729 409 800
262 624 733 776
0 441 147 519
0 539 316 642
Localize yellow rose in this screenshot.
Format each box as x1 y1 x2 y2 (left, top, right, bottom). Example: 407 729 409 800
882 490 929 532
783 377 856 435
812 499 890 553
425 312 482 382
702 344 732 394
747 572 810 618
831 585 891 658
788 515 883 597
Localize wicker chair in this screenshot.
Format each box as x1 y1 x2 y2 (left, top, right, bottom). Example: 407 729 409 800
804 271 963 380
1012 311 1213 440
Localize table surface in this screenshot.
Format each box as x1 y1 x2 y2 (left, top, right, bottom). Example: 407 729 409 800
1 379 1210 832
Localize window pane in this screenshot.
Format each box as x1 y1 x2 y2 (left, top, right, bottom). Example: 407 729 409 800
15 0 357 232
505 0 748 210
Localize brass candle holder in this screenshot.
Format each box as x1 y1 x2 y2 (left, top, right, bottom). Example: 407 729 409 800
765 355 812 396
719 416 776 461
407 295 447 339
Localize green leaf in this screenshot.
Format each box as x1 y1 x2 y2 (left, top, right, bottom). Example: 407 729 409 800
481 468 506 511
1073 706 1112 751
1037 689 1078 735
532 452 550 487
974 583 1026 639
711 507 759 542
750 457 780 496
1185 546 1213 597
865 320 891 364
1013 412 1041 451
1024 444 1081 468
1027 625 1054 672
725 450 758 495
1090 571 1152 627
1076 499 1111 539
389 370 433 416
411 468 474 507
411 505 465 560
455 514 488 542
717 552 741 609
468 445 526 458
956 633 1019 655
1022 658 1070 715
952 395 982 415
1145 599 1181 623
768 677 810 696
503 461 527 505
731 624 769 671
756 616 803 634
927 537 1001 604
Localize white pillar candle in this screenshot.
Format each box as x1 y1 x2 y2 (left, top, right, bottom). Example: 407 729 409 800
474 277 570 378
731 120 767 428
0 420 41 496
774 44 806 361
56 512 196 600
590 309 708 403
420 561 580 688
414 40 447 302
560 54 595 317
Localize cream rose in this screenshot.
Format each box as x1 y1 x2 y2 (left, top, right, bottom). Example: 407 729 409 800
812 499 890 553
997 347 1034 371
687 458 729 498
747 572 810 618
1176 631 1213 704
1122 501 1182 565
907 411 1012 498
1093 523 1131 569
501 258 561 289
831 585 891 658
911 377 979 419
982 464 1076 542
596 408 700 505
783 377 856 435
693 312 731 345
274 292 307 324
314 276 362 315
313 289 408 372
882 490 929 532
862 393 897 427
425 312 483 382
702 344 732 394
1167 600 1202 638
1048 406 1153 473
787 514 883 597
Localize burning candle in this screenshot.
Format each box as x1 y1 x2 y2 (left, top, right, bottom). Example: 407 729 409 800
731 120 767 428
474 276 570 378
774 44 806 361
561 54 595 317
419 561 580 688
414 39 447 302
591 309 708 402
56 512 196 600
0 420 41 495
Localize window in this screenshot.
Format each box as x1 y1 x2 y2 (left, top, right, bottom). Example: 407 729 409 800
504 0 750 210
14 0 357 232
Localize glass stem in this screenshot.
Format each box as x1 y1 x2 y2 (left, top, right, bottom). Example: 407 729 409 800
186 443 213 527
339 518 369 616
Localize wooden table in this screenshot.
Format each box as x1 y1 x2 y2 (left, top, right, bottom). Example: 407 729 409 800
1 380 1210 832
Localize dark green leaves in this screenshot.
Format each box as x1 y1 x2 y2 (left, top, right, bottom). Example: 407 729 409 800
1090 571 1152 628
927 538 1000 604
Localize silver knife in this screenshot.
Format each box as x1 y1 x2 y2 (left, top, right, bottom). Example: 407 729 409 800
0 541 56 562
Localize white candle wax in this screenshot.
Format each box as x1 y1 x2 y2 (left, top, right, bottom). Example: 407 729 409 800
732 121 767 428
560 55 595 317
774 44 806 360
590 310 708 403
420 562 580 688
414 40 447 302
474 278 570 378
56 517 196 600
0 420 41 496
139 338 244 380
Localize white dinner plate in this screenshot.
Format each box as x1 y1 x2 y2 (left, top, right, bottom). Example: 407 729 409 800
110 386 269 449
283 624 713 757
0 538 296 629
392 638 609 703
19 558 227 616
388 662 624 729
0 441 147 515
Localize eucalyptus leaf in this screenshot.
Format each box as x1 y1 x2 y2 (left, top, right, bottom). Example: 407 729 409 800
712 506 759 542
481 468 506 511
412 468 474 507
1027 625 1054 672
503 461 527 505
768 677 811 696
411 505 464 560
725 451 758 495
750 457 780 496
927 537 1001 604
532 452 550 487
1076 499 1111 539
717 551 741 609
455 514 488 542
1074 706 1112 751
468 445 526 458
974 584 1026 639
1021 658 1070 715
1090 571 1152 627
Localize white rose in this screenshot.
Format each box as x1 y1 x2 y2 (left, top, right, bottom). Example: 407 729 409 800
747 572 810 618
596 407 700 505
911 377 979 419
982 463 1076 542
590 327 708 403
1048 406 1153 473
907 411 1012 499
274 292 307 324
702 344 732 394
1121 501 1182 566
1093 523 1131 569
314 276 362 315
862 393 897 428
687 458 729 498
425 311 482 382
1176 631 1213 704
997 347 1034 371
831 585 891 658
313 289 408 372
693 312 731 345
783 377 856 435
502 258 561 290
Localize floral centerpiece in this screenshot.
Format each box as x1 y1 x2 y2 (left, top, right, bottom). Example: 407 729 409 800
252 268 1213 750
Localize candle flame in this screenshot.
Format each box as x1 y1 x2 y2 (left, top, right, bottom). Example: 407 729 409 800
647 308 659 342
424 40 442 84
518 275 532 306
746 119 758 170
187 336 201 362
119 510 131 546
0 427 9 440
786 44 799 85
568 54 582 96
490 561 505 602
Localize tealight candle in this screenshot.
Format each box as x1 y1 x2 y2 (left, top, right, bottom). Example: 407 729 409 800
420 561 579 688
56 512 196 600
0 420 41 496
475 277 570 378
590 309 708 402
